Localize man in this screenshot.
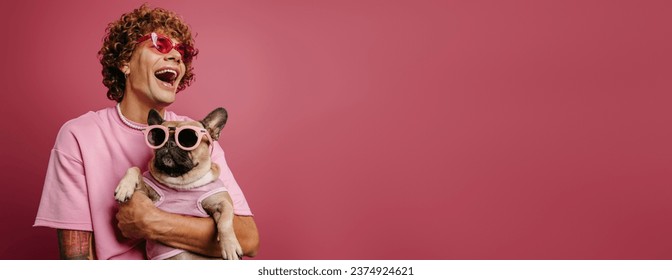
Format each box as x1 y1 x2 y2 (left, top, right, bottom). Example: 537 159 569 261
34 4 259 259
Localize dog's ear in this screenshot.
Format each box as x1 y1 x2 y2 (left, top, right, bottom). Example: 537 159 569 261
201 107 228 141
147 109 164 126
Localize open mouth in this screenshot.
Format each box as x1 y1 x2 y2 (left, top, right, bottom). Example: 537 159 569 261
154 68 179 87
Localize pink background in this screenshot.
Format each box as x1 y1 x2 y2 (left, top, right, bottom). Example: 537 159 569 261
1 0 671 259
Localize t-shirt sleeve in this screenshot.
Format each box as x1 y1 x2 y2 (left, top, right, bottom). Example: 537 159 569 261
210 142 253 216
34 124 93 231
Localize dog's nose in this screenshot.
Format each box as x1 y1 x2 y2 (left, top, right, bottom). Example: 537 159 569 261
162 157 175 167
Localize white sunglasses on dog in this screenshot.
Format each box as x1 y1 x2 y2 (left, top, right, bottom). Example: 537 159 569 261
142 125 212 151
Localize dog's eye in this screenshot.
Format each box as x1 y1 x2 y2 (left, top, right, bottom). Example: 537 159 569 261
148 128 166 146
178 129 199 148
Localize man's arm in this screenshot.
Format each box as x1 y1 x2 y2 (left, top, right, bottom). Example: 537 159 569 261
57 229 96 260
116 192 259 257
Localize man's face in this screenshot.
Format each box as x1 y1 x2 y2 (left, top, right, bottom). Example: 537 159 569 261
125 32 187 107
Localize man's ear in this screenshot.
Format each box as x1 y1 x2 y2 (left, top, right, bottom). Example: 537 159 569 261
201 107 228 141
147 109 164 125
119 63 130 76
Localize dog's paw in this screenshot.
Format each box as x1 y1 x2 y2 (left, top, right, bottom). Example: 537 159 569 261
114 176 138 203
220 236 243 260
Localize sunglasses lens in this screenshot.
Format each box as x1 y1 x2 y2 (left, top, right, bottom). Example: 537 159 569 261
178 129 199 148
148 128 166 147
176 45 193 63
154 37 173 53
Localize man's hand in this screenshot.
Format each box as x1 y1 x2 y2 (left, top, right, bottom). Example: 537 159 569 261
116 191 159 240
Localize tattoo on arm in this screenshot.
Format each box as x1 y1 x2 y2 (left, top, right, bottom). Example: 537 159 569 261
57 230 96 260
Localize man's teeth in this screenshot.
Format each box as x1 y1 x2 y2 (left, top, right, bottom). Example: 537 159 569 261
155 68 178 85
156 69 177 75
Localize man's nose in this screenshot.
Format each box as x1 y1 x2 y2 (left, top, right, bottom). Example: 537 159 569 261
165 50 182 63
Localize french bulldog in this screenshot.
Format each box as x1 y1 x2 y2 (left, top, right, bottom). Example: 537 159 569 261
114 107 241 260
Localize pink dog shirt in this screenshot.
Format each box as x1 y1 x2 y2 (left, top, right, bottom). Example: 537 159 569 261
142 171 228 260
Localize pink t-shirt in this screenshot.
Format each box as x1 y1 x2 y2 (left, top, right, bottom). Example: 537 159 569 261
142 171 227 260
34 106 252 260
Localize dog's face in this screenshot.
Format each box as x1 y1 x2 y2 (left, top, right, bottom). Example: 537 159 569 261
146 108 228 181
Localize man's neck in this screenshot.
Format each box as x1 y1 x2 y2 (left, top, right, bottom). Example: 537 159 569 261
119 96 167 124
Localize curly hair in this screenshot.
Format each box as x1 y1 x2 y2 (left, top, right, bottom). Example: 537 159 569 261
98 4 198 102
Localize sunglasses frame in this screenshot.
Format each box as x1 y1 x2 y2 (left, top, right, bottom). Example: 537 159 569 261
142 125 212 151
137 32 195 63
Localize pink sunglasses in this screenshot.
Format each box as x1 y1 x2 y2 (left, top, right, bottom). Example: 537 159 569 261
142 125 212 151
137 32 196 63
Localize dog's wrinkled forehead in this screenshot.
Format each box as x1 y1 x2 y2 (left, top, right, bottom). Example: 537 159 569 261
160 120 204 128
